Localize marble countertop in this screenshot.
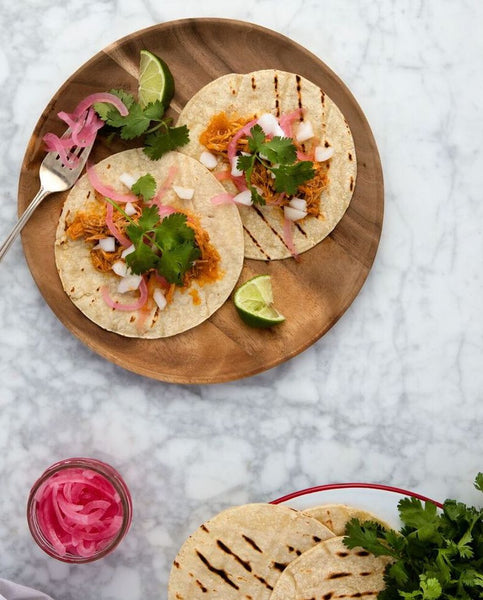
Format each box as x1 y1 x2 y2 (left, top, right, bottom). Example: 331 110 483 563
0 1 482 599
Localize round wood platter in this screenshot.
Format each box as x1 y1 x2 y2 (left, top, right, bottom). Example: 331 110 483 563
18 18 384 384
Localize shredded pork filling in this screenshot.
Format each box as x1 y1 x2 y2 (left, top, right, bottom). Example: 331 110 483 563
200 111 329 215
65 198 221 304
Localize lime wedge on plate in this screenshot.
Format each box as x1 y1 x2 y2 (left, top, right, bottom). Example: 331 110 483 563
138 50 175 109
234 275 285 328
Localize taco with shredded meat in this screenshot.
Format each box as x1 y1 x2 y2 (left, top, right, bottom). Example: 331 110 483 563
54 148 244 338
176 69 357 260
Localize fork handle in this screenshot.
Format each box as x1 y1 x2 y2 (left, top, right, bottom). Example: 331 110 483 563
0 186 50 261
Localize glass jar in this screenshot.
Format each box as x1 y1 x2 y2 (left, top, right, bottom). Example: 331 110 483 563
27 457 132 563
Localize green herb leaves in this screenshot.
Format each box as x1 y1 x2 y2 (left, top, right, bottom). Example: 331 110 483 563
107 175 200 285
126 211 200 285
94 89 189 159
343 473 483 600
236 124 315 204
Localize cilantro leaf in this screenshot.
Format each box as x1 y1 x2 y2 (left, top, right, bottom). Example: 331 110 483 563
475 473 483 493
247 124 266 152
259 136 297 164
125 239 158 275
94 89 135 120
154 213 196 251
143 124 190 160
126 205 159 246
344 519 397 558
123 208 200 283
236 153 255 173
343 475 483 600
237 125 315 202
271 161 315 195
142 100 166 121
131 174 156 202
158 242 200 285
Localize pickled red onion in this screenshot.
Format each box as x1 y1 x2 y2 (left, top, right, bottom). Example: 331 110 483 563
279 108 304 138
101 276 148 311
86 162 138 204
42 92 128 168
227 118 257 165
283 216 300 261
72 92 129 118
105 202 131 247
211 193 235 205
151 165 178 206
33 467 125 558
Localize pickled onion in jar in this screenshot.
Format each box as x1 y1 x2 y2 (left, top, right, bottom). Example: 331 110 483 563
33 467 125 558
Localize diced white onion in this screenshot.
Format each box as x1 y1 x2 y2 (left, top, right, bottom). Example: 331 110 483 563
199 151 218 170
98 237 116 252
119 172 137 189
233 190 253 206
117 274 142 293
231 161 244 178
125 202 137 216
121 244 135 259
112 260 128 277
284 206 307 222
257 113 285 137
173 185 195 200
289 197 307 211
296 120 314 143
314 145 334 162
153 288 167 310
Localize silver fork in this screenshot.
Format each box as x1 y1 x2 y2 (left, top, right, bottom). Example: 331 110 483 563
0 134 94 261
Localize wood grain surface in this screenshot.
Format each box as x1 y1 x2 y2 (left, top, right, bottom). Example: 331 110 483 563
17 18 384 383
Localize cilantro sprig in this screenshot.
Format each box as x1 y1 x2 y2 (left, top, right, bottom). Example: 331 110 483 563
106 175 200 285
95 89 189 159
343 473 483 600
236 124 315 205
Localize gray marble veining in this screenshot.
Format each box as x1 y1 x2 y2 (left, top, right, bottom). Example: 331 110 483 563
0 1 482 599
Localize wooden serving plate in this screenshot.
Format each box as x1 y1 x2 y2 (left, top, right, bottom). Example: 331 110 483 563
18 18 384 383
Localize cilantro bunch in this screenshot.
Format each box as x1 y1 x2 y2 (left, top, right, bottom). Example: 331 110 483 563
95 89 189 160
344 473 483 600
108 174 200 285
236 124 315 205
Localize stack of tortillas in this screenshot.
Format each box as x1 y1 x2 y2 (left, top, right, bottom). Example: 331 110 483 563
168 502 392 599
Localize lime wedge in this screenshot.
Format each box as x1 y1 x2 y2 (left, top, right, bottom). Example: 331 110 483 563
138 50 175 109
234 275 285 328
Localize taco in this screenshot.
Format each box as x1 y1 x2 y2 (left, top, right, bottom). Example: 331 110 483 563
167 503 334 600
54 149 244 338
176 69 357 260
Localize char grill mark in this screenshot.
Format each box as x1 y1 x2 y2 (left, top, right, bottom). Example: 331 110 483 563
323 594 333 600
336 551 349 557
242 534 263 553
328 571 351 579
356 550 370 557
251 76 257 90
252 206 291 251
243 225 271 259
216 539 252 572
295 74 303 113
253 574 273 590
201 524 209 533
350 176 354 191
271 561 287 571
295 223 307 237
273 73 280 117
196 579 208 593
195 550 239 590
